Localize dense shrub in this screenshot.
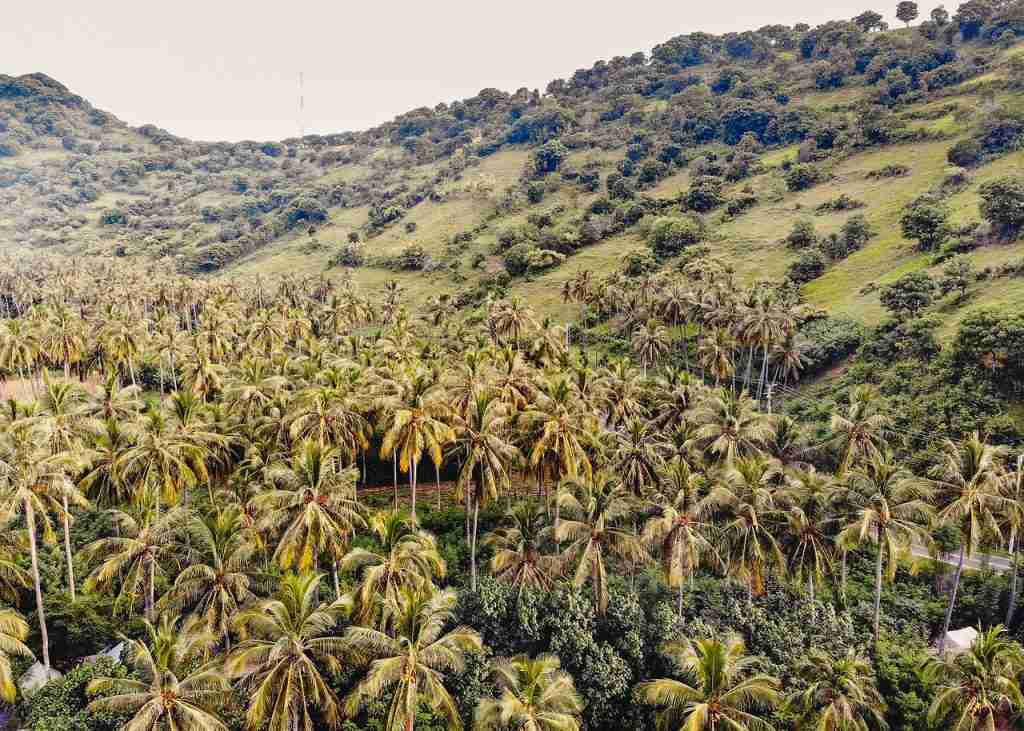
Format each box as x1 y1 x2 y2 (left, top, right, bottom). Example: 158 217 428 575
799 316 866 372
784 163 822 191
787 249 827 283
18 658 134 731
647 215 703 258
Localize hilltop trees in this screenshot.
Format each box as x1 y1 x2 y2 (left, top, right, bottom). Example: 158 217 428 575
897 1 920 26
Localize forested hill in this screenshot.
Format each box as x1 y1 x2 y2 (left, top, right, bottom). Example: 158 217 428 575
2 4 1024 332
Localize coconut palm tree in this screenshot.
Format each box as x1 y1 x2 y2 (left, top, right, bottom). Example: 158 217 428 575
932 433 1008 654
344 586 482 731
79 418 134 507
29 377 93 601
83 502 189 620
638 634 781 731
528 380 593 538
227 572 349 731
778 466 837 604
474 654 583 731
0 607 32 704
784 648 887 731
380 392 454 525
256 440 365 591
86 615 229 731
924 625 1024 730
687 390 771 465
117 405 213 510
839 452 933 643
485 501 561 596
696 328 735 387
613 418 666 498
643 458 718 617
557 472 643 614
829 386 891 476
342 510 446 626
632 319 669 378
160 508 256 649
451 391 518 591
706 456 785 602
0 420 73 669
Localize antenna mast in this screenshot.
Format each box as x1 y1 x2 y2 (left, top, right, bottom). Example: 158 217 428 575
298 71 305 139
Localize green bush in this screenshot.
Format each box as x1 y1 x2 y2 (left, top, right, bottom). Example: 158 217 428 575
18 658 134 731
647 216 703 258
784 163 822 191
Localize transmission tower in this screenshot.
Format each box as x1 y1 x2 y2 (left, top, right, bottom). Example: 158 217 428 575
298 71 305 139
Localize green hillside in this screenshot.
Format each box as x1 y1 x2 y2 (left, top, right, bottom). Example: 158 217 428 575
2 15 1023 335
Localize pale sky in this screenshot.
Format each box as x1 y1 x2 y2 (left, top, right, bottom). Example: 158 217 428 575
5 1 898 142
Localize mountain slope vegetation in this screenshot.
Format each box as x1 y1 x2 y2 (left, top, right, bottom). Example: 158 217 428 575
4 4 1024 731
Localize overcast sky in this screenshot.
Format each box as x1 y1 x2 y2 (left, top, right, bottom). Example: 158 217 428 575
6 1 898 142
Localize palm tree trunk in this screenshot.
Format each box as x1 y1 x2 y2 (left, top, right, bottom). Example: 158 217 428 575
392 450 398 510
410 458 418 526
146 556 155 621
332 561 341 599
470 482 481 592
25 499 51 669
1007 535 1020 627
758 346 770 400
873 545 884 643
939 546 967 654
62 494 76 601
435 460 441 512
678 580 685 618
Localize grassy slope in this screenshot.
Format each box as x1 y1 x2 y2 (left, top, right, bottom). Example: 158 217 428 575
216 41 1024 335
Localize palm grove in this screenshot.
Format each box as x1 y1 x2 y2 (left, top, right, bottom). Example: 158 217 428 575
0 252 1019 730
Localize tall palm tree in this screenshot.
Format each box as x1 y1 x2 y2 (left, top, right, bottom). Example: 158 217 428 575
784 648 887 731
557 472 643 614
83 502 189 620
451 392 518 591
613 418 666 499
256 440 365 592
829 386 891 476
932 433 1008 654
344 586 483 731
632 319 669 378
29 377 93 601
778 466 837 604
86 615 229 731
474 654 583 731
924 625 1024 730
528 381 593 538
0 607 32 704
342 510 446 626
160 508 256 649
696 327 735 387
643 458 718 617
0 420 72 669
638 634 781 731
117 406 212 510
839 452 933 643
706 456 784 602
687 390 771 465
380 394 454 525
485 501 561 596
227 572 349 731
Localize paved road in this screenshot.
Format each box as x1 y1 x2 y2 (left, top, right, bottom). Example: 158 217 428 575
909 542 1015 573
